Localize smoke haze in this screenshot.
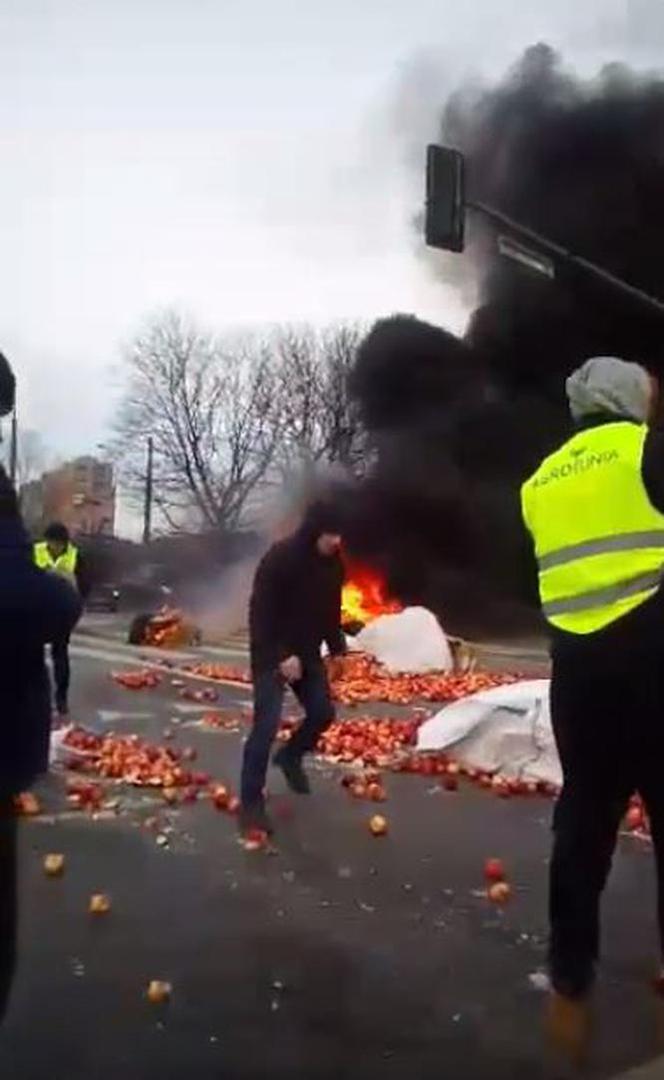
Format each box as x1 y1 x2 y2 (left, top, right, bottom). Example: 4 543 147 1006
348 44 664 634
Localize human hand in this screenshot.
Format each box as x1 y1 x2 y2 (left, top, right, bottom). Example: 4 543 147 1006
327 656 344 683
279 655 302 683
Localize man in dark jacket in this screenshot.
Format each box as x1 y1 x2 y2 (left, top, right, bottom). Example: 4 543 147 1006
240 502 346 833
0 469 80 1021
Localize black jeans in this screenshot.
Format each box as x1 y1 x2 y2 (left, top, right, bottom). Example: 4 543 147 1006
50 634 71 710
241 659 334 808
549 646 664 998
0 799 17 1025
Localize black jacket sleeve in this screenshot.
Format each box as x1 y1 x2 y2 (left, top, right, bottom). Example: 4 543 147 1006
249 547 290 668
75 551 91 601
324 560 346 657
33 568 82 644
641 427 664 514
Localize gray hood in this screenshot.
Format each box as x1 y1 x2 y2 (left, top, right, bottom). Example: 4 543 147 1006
566 356 651 424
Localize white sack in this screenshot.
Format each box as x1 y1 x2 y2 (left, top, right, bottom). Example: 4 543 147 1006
354 606 454 674
416 678 561 786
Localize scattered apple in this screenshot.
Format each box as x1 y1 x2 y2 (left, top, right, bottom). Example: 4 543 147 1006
484 858 505 883
146 980 172 1004
367 782 386 802
212 785 230 810
43 853 65 877
488 881 511 904
369 814 388 837
89 893 111 915
15 792 41 816
242 827 268 851
626 805 644 831
442 774 459 792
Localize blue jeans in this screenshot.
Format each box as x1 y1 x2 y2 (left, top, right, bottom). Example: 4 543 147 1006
240 660 334 808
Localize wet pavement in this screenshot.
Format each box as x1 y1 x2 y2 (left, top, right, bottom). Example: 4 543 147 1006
0 642 662 1079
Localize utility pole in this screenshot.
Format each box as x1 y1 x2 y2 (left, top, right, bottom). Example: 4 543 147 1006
9 405 17 487
142 436 154 545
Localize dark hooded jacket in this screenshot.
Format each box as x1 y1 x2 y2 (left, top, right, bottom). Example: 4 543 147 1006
249 507 345 673
0 493 81 794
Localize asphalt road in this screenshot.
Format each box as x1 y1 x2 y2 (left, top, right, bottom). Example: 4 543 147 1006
0 636 661 1079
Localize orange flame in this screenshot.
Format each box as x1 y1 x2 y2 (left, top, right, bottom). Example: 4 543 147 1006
341 561 402 628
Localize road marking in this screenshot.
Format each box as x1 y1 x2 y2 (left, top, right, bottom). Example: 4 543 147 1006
97 710 155 722
172 700 251 715
70 643 154 666
70 637 253 700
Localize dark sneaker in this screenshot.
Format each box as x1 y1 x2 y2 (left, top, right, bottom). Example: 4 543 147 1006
273 747 311 795
239 803 274 836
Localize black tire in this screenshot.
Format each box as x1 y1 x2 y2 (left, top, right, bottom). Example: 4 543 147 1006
128 613 152 646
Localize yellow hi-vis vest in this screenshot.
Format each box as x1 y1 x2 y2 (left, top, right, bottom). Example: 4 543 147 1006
34 541 79 587
521 421 664 634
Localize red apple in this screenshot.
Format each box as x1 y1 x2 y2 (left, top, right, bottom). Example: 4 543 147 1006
484 858 505 883
488 881 511 904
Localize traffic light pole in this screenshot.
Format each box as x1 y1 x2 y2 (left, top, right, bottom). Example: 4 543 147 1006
467 199 664 318
426 144 664 319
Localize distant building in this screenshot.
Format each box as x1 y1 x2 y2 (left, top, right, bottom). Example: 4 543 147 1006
21 456 116 538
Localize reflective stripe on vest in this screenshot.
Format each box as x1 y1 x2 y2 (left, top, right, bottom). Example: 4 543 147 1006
34 541 78 580
521 422 664 634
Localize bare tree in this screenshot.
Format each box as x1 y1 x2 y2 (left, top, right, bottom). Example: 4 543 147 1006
272 323 368 477
114 312 282 531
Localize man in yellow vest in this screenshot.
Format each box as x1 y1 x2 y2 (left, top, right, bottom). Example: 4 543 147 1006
34 523 85 718
522 355 664 1060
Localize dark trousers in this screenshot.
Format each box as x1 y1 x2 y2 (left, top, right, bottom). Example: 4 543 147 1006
549 647 664 998
50 634 71 710
241 660 334 808
0 799 17 1025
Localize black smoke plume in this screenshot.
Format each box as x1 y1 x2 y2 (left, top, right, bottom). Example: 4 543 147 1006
346 44 664 636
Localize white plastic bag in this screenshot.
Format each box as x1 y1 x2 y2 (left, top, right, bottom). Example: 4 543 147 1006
416 679 561 786
354 607 453 674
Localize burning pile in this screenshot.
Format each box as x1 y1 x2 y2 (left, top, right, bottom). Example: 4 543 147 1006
129 607 200 649
341 560 401 632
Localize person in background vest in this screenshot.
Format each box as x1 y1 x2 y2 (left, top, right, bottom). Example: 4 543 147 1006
33 523 89 718
521 356 664 1063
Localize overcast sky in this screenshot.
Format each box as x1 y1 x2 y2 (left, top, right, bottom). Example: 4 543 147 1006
1 0 662 472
